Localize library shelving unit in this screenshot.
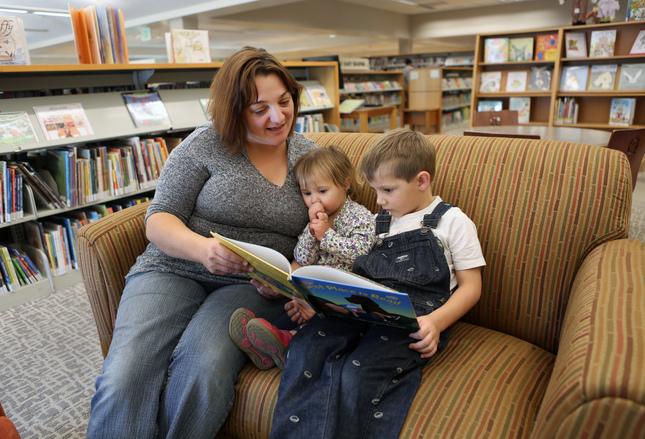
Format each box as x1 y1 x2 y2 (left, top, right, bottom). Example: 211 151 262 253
440 66 473 133
368 51 474 71
471 26 562 127
554 21 645 129
0 61 340 310
339 70 404 132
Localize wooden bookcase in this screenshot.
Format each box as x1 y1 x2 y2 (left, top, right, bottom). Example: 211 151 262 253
0 61 340 309
440 66 473 133
339 70 404 132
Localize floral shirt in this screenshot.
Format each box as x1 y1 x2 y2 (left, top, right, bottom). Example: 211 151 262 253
294 198 375 271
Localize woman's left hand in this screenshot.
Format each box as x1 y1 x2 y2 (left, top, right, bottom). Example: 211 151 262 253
408 314 440 359
250 279 283 299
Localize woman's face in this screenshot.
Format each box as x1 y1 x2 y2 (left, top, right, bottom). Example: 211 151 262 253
244 74 294 148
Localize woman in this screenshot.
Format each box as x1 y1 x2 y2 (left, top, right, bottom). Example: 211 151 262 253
87 47 317 439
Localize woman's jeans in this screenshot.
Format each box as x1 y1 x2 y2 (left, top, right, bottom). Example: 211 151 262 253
86 271 285 439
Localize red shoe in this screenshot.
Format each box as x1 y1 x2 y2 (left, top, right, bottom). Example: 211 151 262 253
228 308 275 369
246 318 293 369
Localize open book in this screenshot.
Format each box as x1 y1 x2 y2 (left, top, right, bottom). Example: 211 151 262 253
211 233 419 331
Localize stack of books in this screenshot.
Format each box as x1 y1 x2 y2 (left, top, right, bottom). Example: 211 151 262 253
69 4 129 64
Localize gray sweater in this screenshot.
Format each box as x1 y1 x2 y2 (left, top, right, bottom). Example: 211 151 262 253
127 124 317 283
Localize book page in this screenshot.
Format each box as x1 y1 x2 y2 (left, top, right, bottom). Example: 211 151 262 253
122 92 171 128
33 103 94 141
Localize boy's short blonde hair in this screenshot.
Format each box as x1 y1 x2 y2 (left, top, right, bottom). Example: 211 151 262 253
294 145 358 196
360 128 436 182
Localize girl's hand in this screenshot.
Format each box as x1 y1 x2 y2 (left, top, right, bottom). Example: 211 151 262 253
202 238 250 275
408 314 440 359
310 212 330 241
250 279 283 299
285 298 315 324
308 201 326 222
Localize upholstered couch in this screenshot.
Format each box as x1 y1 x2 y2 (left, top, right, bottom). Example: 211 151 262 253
77 133 645 438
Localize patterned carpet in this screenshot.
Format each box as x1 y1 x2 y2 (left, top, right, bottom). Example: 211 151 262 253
0 282 102 438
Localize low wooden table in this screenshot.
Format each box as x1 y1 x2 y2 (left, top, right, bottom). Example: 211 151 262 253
462 125 611 146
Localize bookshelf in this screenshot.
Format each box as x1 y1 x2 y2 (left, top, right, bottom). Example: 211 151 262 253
339 70 404 132
368 51 474 71
0 61 340 308
440 66 473 133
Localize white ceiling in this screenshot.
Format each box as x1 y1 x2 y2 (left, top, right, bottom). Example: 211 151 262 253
0 0 564 63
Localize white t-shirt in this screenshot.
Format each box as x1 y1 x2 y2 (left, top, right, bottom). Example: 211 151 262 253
382 196 486 291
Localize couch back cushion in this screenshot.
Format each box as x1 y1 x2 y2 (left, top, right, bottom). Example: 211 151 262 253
306 133 631 353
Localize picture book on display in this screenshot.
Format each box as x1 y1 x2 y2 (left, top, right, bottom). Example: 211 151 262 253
505 71 527 92
168 29 211 63
588 64 617 91
564 32 587 58
33 103 94 141
0 16 30 65
479 71 502 92
589 30 616 58
626 0 645 21
528 66 551 91
484 38 509 63
122 92 171 128
618 63 645 90
631 30 645 54
509 97 531 123
535 33 558 61
509 37 533 62
211 233 420 331
0 112 38 145
477 100 503 112
560 65 589 91
608 98 636 126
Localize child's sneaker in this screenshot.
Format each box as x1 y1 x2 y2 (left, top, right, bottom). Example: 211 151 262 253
228 308 275 370
246 318 293 369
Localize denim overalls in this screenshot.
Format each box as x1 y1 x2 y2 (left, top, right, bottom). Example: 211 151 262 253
270 202 453 439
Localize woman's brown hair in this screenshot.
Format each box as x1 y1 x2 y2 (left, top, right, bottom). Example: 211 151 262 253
208 46 302 154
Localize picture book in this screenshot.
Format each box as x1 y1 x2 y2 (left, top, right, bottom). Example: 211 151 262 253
626 0 645 21
618 63 645 90
339 99 365 114
33 103 94 141
505 70 528 92
0 16 30 65
560 65 589 91
170 29 211 63
484 38 509 63
479 71 502 92
608 98 636 126
0 112 38 145
509 97 531 123
477 100 503 112
211 233 420 331
588 64 617 91
589 30 617 58
301 81 334 108
528 66 552 91
122 92 171 128
631 30 645 55
564 32 587 58
535 33 558 61
509 37 533 62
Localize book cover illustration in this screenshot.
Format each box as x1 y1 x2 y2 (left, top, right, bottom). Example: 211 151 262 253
588 64 617 91
301 81 333 108
509 97 531 123
477 100 503 112
33 103 94 141
631 30 645 54
0 112 38 145
339 99 365 114
509 37 533 62
479 71 502 92
565 32 587 58
589 30 617 58
560 65 589 91
122 92 171 128
608 98 636 126
535 33 558 61
618 63 645 90
528 66 552 91
505 70 528 92
0 16 30 65
484 38 509 63
170 29 211 63
626 0 645 21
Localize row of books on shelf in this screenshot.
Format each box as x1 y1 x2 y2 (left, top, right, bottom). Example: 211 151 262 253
442 93 471 109
299 81 334 110
69 4 129 64
441 107 470 128
0 245 42 294
340 114 392 132
564 29 645 59
442 76 472 90
295 114 325 133
480 67 552 93
361 94 401 107
484 34 559 63
560 63 644 92
369 54 473 70
477 97 531 124
554 97 637 126
341 81 402 93
1 162 24 223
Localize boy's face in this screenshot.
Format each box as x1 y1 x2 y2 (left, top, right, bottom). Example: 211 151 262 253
299 174 348 219
368 166 432 218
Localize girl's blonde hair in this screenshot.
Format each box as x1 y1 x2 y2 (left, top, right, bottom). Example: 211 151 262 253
294 146 358 196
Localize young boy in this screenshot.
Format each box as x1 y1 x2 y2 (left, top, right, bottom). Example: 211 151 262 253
270 128 486 439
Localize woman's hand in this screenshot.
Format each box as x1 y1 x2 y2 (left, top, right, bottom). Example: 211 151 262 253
250 280 283 299
409 314 441 359
285 298 315 324
201 238 250 275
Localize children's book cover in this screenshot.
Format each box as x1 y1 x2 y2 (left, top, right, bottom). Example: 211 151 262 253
631 30 645 55
0 16 30 65
560 65 589 91
505 70 528 92
122 91 171 128
479 71 502 92
484 38 509 63
565 32 587 58
618 63 645 90
477 100 503 112
588 64 617 91
0 112 38 145
211 233 420 331
528 66 552 91
589 30 617 58
170 29 211 63
626 0 645 21
33 103 94 141
509 37 533 62
535 33 558 61
608 98 636 126
509 97 531 123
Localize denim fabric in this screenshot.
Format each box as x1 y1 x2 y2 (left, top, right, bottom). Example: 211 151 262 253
271 202 453 439
87 271 285 439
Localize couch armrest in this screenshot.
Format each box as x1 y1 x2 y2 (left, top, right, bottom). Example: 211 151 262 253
532 239 645 438
77 202 150 357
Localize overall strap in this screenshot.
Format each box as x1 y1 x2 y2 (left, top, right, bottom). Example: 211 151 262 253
375 210 392 235
421 201 452 229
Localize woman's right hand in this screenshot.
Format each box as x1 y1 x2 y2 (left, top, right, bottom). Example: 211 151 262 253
201 238 250 275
